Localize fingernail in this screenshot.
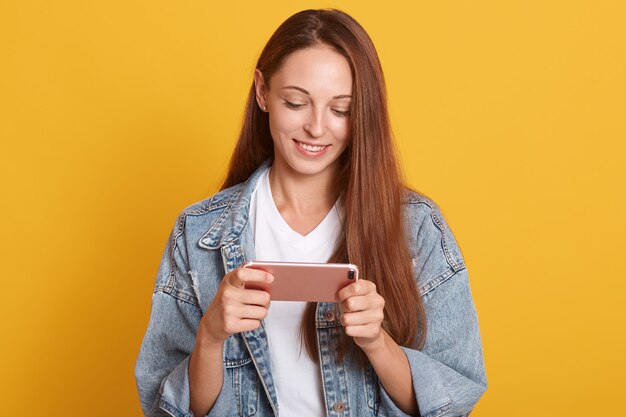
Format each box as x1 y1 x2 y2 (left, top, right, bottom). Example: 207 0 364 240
267 273 274 282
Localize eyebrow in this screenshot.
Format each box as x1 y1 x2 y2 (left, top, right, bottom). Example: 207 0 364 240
281 85 352 99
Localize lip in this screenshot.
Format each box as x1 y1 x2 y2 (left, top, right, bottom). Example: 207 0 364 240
293 139 330 157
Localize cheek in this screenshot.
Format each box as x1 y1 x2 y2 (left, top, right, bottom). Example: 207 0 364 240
331 119 351 144
269 108 304 136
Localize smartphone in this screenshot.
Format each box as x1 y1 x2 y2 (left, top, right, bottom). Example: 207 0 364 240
241 261 359 302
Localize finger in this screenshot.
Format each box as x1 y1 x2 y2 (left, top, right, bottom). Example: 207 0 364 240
341 293 384 314
237 305 269 320
336 281 360 302
226 267 274 288
340 309 384 327
222 286 271 307
239 289 271 308
336 280 375 302
340 295 367 313
344 324 380 339
221 307 266 332
231 319 263 333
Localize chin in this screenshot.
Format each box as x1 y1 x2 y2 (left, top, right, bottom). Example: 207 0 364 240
287 158 337 177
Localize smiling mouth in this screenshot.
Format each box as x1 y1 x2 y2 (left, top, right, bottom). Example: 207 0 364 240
294 139 329 152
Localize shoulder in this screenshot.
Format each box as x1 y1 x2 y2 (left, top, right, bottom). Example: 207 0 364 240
402 189 440 216
168 182 246 244
170 161 270 249
402 190 456 238
402 189 466 293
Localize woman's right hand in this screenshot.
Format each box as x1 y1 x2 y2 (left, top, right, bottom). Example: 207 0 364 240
197 267 273 348
189 268 272 416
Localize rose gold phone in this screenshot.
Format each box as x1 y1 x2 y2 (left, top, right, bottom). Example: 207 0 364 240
242 261 359 302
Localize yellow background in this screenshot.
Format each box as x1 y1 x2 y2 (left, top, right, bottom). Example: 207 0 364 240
1 1 624 415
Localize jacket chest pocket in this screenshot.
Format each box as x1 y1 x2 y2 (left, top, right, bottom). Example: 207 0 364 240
224 334 260 416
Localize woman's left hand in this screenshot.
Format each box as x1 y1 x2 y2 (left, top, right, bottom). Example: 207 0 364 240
337 280 386 353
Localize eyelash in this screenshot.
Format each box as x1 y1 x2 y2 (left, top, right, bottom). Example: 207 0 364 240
282 100 350 117
333 109 351 117
283 100 303 110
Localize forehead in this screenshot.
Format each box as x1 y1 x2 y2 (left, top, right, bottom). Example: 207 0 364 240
271 45 353 95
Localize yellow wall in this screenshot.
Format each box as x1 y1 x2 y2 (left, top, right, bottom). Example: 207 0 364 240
1 1 624 415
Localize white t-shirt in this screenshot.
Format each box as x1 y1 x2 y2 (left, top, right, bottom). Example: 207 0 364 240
249 167 342 416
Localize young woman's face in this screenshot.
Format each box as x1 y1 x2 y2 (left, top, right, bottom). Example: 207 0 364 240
255 45 353 179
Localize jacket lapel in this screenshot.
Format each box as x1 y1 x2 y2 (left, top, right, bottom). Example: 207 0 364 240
200 160 279 414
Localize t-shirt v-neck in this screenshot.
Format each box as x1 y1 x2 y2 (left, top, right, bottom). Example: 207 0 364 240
252 167 342 259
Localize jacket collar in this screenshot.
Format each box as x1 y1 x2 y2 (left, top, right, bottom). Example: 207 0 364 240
198 160 271 250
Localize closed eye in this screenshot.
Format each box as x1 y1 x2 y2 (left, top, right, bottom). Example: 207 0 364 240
332 109 351 117
282 99 350 117
282 100 305 110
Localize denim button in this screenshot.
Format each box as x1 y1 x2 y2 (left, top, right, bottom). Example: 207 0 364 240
332 401 346 412
324 311 335 322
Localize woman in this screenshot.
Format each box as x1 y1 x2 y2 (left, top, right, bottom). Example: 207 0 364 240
135 9 486 417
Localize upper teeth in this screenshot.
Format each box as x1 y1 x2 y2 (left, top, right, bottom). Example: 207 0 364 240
299 142 326 152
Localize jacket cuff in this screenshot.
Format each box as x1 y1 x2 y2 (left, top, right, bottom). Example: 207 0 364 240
377 382 412 417
379 346 485 417
378 367 451 417
158 356 235 417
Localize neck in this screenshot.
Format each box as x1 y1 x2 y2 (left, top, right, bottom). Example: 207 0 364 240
268 160 339 216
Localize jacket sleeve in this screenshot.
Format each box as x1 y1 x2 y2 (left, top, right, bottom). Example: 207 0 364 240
134 221 236 417
378 203 487 417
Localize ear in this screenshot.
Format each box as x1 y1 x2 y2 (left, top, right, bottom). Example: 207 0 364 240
253 69 268 112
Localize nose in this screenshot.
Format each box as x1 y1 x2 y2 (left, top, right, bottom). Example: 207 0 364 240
303 109 327 138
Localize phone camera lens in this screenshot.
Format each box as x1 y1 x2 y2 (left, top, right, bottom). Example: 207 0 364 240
348 269 355 280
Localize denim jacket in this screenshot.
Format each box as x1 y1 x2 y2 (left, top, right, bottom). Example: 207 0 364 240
135 161 487 417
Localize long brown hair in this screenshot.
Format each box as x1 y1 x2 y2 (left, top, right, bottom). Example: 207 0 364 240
222 9 427 362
